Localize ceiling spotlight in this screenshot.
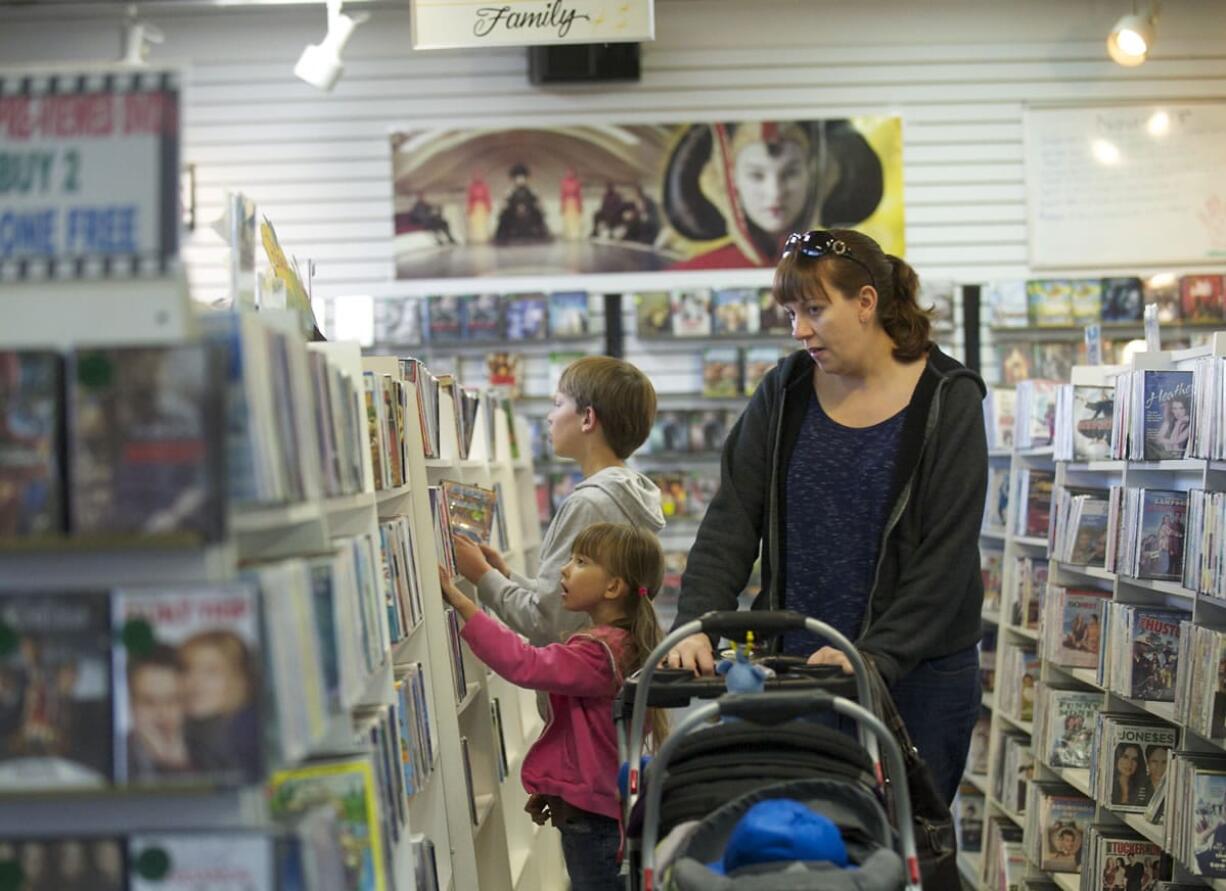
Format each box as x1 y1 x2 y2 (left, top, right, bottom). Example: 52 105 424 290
1107 3 1159 67
294 0 369 92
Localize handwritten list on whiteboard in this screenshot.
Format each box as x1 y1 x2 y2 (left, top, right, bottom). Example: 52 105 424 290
1024 103 1226 268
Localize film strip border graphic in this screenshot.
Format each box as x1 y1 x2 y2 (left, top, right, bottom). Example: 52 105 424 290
0 70 181 282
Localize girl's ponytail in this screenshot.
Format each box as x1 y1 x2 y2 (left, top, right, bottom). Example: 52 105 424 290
628 589 669 749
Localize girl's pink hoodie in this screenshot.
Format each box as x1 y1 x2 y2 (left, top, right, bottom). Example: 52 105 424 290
459 611 628 821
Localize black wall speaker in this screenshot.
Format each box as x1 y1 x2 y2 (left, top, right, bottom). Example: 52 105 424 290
528 42 641 84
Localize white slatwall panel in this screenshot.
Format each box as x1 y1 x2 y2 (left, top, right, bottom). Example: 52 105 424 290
2 1 1225 317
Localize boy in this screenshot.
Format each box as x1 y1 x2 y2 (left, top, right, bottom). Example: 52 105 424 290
452 356 664 646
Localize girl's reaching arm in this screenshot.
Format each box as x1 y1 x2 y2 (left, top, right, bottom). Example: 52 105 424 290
460 611 618 698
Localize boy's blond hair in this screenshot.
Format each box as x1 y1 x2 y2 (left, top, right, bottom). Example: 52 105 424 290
557 356 656 460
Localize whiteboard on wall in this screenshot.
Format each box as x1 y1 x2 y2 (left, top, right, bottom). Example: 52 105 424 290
1024 103 1226 269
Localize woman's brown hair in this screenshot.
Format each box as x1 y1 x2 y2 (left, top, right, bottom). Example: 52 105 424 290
773 228 932 362
179 630 257 713
570 522 669 749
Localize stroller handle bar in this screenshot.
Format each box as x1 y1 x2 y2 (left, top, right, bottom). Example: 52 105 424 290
694 608 816 640
625 612 879 800
639 694 922 891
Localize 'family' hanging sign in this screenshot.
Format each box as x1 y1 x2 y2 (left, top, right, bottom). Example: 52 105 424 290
0 69 180 282
411 0 653 50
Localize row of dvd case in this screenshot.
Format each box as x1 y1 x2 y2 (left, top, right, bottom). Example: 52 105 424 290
0 530 420 791
373 292 598 347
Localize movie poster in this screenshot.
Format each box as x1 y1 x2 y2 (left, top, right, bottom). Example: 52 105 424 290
390 118 904 278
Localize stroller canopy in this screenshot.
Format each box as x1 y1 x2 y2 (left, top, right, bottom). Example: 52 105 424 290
664 778 905 891
629 720 877 837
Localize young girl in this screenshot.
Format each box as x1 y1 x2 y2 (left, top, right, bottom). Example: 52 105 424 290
438 522 668 891
178 630 260 782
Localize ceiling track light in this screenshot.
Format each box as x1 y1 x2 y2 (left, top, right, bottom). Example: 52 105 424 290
120 3 163 67
1108 0 1160 67
295 0 369 92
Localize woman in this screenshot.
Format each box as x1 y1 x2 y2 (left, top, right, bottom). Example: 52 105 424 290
559 169 584 241
1154 514 1177 577
466 174 492 244
1157 394 1191 456
665 228 987 804
1085 612 1102 653
1111 742 1151 807
179 629 261 782
665 122 883 270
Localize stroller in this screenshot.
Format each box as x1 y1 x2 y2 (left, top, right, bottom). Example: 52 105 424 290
618 611 925 891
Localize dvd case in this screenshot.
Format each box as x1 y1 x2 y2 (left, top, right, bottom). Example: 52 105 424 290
127 832 274 890
441 480 497 546
548 292 590 338
504 293 549 340
113 584 263 786
0 351 64 537
69 345 225 542
0 592 113 788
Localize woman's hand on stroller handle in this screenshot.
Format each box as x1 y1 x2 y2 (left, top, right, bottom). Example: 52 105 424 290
807 646 854 675
663 633 716 676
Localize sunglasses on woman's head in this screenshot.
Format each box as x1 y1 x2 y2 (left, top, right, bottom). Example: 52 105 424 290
780 230 876 289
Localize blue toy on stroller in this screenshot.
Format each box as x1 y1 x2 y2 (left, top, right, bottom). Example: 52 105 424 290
618 611 927 891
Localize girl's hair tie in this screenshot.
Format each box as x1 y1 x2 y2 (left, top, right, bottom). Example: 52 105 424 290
637 586 649 598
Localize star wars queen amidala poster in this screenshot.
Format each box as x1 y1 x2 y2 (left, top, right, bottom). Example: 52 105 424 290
390 118 903 279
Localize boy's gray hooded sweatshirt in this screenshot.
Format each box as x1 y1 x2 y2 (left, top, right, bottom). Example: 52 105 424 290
476 465 666 646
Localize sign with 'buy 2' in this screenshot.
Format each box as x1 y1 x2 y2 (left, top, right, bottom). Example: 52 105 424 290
0 69 180 281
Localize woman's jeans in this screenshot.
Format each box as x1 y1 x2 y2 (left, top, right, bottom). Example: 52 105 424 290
889 646 983 805
815 645 982 806
558 810 621 891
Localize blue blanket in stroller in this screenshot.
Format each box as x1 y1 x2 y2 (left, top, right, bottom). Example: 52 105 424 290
660 779 906 891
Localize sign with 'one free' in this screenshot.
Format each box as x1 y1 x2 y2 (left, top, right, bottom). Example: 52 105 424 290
0 69 180 282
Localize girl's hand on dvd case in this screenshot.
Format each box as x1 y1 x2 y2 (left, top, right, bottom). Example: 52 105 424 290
478 543 511 578
807 646 853 675
452 534 493 583
437 565 477 620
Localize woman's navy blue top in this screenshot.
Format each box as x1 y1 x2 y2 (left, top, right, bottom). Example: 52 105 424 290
783 391 907 656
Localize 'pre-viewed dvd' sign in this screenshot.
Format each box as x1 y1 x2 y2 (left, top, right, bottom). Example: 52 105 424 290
0 69 180 280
